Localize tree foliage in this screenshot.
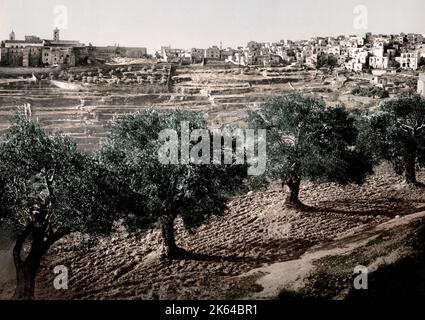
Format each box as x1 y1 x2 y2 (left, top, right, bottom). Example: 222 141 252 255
362 94 425 184
247 93 372 207
352 86 389 99
100 109 247 258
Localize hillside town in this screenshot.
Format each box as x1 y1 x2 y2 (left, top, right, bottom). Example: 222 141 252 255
1 29 425 146
3 29 425 103
2 30 425 72
159 32 425 72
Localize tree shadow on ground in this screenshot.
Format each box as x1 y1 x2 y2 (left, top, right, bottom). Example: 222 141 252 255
169 250 273 264
299 197 425 218
168 238 313 264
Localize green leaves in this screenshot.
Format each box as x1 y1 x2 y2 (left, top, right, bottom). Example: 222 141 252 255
101 109 247 231
0 112 115 237
248 93 372 186
352 86 389 99
363 94 425 182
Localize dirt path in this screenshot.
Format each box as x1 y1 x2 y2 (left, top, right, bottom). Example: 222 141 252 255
243 211 425 299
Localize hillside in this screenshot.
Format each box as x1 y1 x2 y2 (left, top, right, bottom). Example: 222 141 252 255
1 168 425 300
0 65 384 151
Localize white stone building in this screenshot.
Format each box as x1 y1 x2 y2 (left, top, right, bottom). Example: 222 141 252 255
396 51 420 70
369 56 389 69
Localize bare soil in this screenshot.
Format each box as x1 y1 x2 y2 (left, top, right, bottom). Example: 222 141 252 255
1 168 424 300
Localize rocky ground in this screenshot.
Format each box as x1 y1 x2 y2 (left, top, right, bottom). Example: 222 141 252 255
2 168 425 300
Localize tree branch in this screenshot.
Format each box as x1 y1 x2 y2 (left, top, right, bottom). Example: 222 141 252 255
397 120 414 132
416 123 425 131
44 169 56 205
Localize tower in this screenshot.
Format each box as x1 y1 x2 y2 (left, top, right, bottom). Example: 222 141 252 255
53 27 60 41
9 30 15 41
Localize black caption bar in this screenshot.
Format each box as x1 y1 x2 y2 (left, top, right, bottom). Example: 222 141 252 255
0 300 416 319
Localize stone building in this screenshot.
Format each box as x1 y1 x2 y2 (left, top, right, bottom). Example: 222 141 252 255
205 46 221 60
41 29 84 66
42 46 76 66
369 56 389 69
160 47 189 63
90 45 147 62
0 34 43 67
190 48 205 63
121 47 147 58
1 27 145 67
0 29 86 67
396 51 420 70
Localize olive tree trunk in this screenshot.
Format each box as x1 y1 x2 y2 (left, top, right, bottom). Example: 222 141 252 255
160 215 183 259
13 258 40 300
12 225 39 300
12 223 60 300
285 174 302 207
405 143 417 184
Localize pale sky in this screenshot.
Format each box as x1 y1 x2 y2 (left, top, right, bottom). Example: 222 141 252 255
0 0 424 53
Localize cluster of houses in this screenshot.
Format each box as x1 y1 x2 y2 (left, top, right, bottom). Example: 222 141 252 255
2 30 424 73
0 29 147 68
158 32 425 71
340 33 424 72
158 45 227 64
158 43 282 66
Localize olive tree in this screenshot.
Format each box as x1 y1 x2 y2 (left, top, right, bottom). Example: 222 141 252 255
363 94 425 185
0 113 115 299
101 109 247 259
247 93 372 207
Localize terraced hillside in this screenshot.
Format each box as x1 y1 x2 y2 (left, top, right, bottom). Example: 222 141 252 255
0 64 379 150
0 80 190 150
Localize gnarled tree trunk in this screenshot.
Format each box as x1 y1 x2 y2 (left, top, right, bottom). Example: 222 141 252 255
404 142 418 185
12 174 59 300
12 224 39 300
405 154 417 184
12 221 58 300
14 259 40 300
160 215 183 259
284 174 302 208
